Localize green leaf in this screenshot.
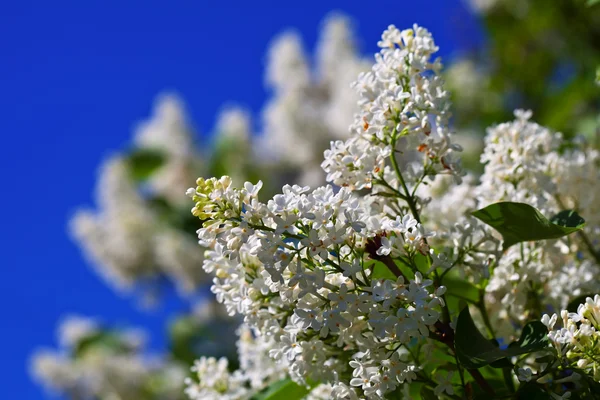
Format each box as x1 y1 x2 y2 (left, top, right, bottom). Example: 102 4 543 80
127 149 166 181
420 386 438 400
515 382 548 399
455 306 498 369
368 259 414 281
472 378 512 399
567 294 594 313
441 271 479 304
489 358 513 368
388 382 426 399
251 379 311 400
455 307 549 369
147 196 202 239
510 321 548 351
413 253 430 274
534 354 556 364
550 210 586 229
471 202 585 250
587 0 600 6
370 261 398 281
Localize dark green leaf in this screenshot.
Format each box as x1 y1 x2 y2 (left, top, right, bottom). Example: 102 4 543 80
550 210 586 229
251 379 311 400
489 358 513 368
511 321 548 350
586 378 600 399
472 378 511 399
515 382 548 399
534 354 556 364
471 202 585 250
420 386 438 400
127 149 166 181
455 306 496 369
567 294 594 313
455 307 549 369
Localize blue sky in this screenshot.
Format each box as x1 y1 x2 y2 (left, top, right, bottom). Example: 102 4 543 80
0 1 483 398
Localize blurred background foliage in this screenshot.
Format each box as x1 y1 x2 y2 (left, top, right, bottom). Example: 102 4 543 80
448 0 600 166
30 1 600 399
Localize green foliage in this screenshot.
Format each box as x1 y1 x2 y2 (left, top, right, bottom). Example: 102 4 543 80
251 379 311 400
413 253 430 275
169 316 204 365
448 0 600 136
386 382 438 400
419 386 438 400
472 378 512 399
550 209 586 228
74 331 132 358
472 202 585 250
441 270 479 304
567 294 595 312
370 260 398 281
127 148 166 181
515 382 548 399
168 316 236 367
147 196 201 239
455 307 548 369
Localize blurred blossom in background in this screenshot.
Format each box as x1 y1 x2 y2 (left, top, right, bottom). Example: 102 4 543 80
3 0 598 398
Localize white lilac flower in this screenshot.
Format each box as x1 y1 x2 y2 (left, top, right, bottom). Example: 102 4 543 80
322 24 463 191
180 21 600 400
257 15 369 188
187 172 446 398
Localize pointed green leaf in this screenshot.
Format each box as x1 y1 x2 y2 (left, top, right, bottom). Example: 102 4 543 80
471 202 585 250
455 307 549 369
489 358 513 368
510 321 548 351
550 210 585 229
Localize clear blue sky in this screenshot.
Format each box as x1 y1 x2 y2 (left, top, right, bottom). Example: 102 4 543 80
0 1 483 398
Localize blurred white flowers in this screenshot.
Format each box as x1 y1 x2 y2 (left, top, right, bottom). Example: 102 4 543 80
32 8 600 400
258 14 370 187
31 315 187 400
70 15 369 299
